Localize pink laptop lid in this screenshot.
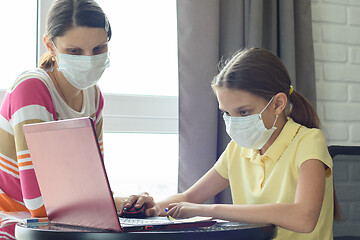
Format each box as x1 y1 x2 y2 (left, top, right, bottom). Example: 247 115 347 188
23 117 121 231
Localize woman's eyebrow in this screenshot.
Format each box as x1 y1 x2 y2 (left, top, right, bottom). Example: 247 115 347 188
64 41 108 49
95 41 108 47
63 45 82 49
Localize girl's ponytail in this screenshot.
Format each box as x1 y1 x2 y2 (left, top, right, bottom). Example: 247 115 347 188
288 89 320 129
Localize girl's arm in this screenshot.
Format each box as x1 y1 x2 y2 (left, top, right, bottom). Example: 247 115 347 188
167 159 326 233
159 167 230 215
122 167 229 217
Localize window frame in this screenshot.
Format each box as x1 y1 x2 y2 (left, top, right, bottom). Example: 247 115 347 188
0 91 5 103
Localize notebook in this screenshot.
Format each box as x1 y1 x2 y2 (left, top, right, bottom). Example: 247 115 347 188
22 117 215 232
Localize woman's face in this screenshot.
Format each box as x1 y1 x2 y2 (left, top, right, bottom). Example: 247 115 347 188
215 87 277 130
52 27 108 56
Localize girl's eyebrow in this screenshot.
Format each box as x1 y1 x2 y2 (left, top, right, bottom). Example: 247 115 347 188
235 105 252 111
219 105 251 113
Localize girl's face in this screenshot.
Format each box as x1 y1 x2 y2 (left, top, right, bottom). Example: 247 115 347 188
215 87 278 130
51 27 108 56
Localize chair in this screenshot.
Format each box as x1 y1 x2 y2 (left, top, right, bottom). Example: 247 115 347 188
328 145 360 240
328 146 360 159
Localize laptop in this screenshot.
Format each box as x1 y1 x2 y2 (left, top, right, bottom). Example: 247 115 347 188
22 117 215 232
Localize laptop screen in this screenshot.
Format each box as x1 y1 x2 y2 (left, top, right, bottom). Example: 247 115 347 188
23 117 121 231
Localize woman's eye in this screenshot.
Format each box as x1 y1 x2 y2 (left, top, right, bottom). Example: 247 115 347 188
93 47 102 54
67 49 80 55
93 45 107 54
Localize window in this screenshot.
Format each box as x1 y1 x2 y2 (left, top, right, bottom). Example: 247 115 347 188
96 0 179 200
38 0 179 200
1 1 179 201
96 0 179 96
0 1 37 98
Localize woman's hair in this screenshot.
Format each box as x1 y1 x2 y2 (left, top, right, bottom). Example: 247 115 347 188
212 48 320 129
212 47 342 221
39 0 111 70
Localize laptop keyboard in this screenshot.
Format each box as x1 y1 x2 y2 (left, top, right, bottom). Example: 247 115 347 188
119 217 172 226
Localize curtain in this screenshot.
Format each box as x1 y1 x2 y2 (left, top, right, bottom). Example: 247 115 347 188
177 0 316 203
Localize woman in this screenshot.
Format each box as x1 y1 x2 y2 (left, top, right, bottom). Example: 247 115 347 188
0 0 110 238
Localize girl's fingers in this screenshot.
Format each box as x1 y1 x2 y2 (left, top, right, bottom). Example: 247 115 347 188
166 203 178 217
136 193 153 208
125 192 155 209
145 206 160 217
124 195 140 207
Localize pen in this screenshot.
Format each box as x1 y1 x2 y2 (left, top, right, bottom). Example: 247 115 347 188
165 208 176 221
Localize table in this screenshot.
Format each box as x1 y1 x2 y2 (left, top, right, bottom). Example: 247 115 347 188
15 221 277 240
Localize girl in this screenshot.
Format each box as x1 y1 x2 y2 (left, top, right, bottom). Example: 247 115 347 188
121 48 338 240
0 0 110 238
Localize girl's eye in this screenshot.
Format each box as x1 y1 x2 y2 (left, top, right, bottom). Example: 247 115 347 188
239 111 249 116
221 110 230 116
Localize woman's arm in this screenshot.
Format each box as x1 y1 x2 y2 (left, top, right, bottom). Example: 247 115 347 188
7 78 57 217
167 159 326 233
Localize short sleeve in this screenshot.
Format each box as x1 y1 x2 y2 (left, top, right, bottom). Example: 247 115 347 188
214 142 233 180
295 129 333 177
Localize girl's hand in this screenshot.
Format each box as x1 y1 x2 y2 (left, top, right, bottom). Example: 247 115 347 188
114 197 127 215
120 192 160 217
166 202 212 219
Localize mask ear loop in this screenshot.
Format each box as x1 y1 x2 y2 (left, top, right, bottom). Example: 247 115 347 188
51 40 60 55
259 96 275 120
50 40 61 68
271 115 279 129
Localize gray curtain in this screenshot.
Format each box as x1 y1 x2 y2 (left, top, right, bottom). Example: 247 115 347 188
177 0 316 203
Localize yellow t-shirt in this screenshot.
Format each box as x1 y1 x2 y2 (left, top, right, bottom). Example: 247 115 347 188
214 118 333 240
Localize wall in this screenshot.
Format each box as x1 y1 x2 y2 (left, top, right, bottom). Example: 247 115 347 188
311 0 360 237
312 0 360 146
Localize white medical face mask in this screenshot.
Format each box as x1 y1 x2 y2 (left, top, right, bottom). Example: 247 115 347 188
52 41 110 89
223 96 278 149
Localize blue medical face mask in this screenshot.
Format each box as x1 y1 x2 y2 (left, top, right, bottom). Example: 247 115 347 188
223 96 278 149
52 40 110 89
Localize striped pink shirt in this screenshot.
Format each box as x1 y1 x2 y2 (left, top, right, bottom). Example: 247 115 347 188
0 69 104 239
